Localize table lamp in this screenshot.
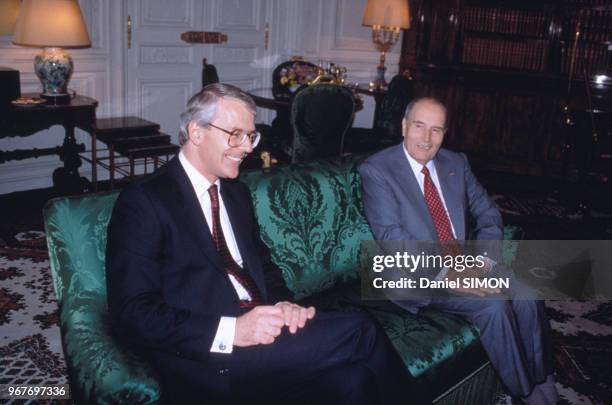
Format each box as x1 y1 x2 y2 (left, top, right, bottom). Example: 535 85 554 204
12 0 91 103
362 0 410 89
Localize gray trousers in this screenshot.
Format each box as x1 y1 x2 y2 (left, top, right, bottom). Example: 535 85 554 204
429 267 554 397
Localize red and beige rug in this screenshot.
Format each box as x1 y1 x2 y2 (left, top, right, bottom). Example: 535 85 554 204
1 233 611 404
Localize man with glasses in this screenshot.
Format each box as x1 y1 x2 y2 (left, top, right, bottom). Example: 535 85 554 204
359 97 558 404
106 83 409 404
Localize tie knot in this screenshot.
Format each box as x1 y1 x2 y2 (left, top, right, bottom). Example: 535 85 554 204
421 165 430 176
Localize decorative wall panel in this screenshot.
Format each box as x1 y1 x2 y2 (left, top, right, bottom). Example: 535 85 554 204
140 46 193 65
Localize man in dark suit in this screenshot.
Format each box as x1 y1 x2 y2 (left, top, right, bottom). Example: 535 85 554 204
359 97 559 404
106 83 409 404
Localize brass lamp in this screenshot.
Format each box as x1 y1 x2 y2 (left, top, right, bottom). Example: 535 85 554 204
12 0 91 103
362 0 411 89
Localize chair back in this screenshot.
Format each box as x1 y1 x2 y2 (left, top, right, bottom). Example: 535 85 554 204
202 58 219 87
376 74 414 142
290 84 355 162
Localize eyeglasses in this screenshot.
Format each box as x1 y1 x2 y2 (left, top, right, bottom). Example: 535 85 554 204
207 123 261 148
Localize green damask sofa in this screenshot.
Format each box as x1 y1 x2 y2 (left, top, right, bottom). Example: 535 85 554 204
44 155 518 404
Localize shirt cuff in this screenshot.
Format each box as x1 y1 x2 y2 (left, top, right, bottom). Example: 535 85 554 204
210 316 236 354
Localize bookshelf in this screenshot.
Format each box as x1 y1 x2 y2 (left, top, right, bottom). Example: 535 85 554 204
460 6 551 72
400 0 612 178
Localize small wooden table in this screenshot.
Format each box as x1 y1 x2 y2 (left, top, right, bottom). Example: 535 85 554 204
0 94 98 194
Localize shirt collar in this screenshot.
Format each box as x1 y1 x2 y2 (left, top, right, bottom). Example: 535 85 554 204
402 143 435 177
178 150 220 196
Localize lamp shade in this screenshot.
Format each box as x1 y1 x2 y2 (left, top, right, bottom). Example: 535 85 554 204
12 0 91 48
0 0 21 36
362 0 410 29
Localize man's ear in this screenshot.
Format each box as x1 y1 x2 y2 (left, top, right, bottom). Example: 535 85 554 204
187 122 202 145
401 118 407 136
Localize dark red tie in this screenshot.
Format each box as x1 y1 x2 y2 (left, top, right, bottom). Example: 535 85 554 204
421 166 461 257
208 184 262 309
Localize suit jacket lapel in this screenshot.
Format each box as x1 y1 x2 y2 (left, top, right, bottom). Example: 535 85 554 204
434 154 466 240
390 145 438 240
169 158 225 273
219 180 267 300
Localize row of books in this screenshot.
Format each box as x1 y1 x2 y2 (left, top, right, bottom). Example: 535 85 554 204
462 7 549 38
461 37 548 71
560 41 611 75
561 9 612 43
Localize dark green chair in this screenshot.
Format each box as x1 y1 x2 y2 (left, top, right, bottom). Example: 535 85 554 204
44 155 519 404
288 84 355 162
347 74 414 153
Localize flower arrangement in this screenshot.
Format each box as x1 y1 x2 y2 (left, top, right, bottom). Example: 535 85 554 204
279 63 319 89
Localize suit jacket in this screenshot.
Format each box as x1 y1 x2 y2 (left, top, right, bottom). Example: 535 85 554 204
359 144 503 310
106 157 291 399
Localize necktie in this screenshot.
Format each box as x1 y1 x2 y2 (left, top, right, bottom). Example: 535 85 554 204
208 184 262 309
421 166 462 258
421 165 454 241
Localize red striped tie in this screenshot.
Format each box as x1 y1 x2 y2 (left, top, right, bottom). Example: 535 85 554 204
208 184 262 309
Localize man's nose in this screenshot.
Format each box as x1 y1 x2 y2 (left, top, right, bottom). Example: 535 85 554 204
240 138 254 153
423 129 431 142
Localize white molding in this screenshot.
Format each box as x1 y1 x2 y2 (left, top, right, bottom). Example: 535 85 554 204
214 0 261 31
213 45 257 64
139 45 194 65
139 0 194 28
0 158 60 193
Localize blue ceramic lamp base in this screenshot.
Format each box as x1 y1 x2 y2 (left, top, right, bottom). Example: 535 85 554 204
34 47 73 103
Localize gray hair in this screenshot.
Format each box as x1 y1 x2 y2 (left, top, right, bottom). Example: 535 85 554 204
403 97 448 127
178 83 257 145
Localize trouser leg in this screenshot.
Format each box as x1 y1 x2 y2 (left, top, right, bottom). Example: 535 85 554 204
230 311 411 405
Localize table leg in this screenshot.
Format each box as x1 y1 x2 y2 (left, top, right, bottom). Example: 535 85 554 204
53 123 87 194
91 129 98 191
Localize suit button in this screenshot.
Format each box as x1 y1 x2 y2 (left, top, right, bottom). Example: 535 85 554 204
218 343 226 351
218 368 229 375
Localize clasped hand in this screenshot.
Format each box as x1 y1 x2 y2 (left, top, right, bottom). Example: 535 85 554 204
234 302 316 347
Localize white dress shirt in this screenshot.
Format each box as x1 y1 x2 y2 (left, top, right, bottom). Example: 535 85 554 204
402 144 456 238
179 151 252 354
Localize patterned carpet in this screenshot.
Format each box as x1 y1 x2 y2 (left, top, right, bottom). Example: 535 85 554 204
1 236 611 404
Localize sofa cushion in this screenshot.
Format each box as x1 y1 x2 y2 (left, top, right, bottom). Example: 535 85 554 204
240 155 372 298
302 281 489 401
44 191 161 404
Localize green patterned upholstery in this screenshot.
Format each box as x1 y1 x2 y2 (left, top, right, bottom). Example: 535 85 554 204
43 156 518 404
297 281 497 403
241 155 370 298
44 191 161 404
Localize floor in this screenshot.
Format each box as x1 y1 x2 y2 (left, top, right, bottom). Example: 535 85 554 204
1 166 612 404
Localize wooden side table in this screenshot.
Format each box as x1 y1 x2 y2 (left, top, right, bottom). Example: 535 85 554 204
0 94 98 194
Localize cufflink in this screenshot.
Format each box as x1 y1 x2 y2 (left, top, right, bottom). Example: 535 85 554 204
219 343 226 351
